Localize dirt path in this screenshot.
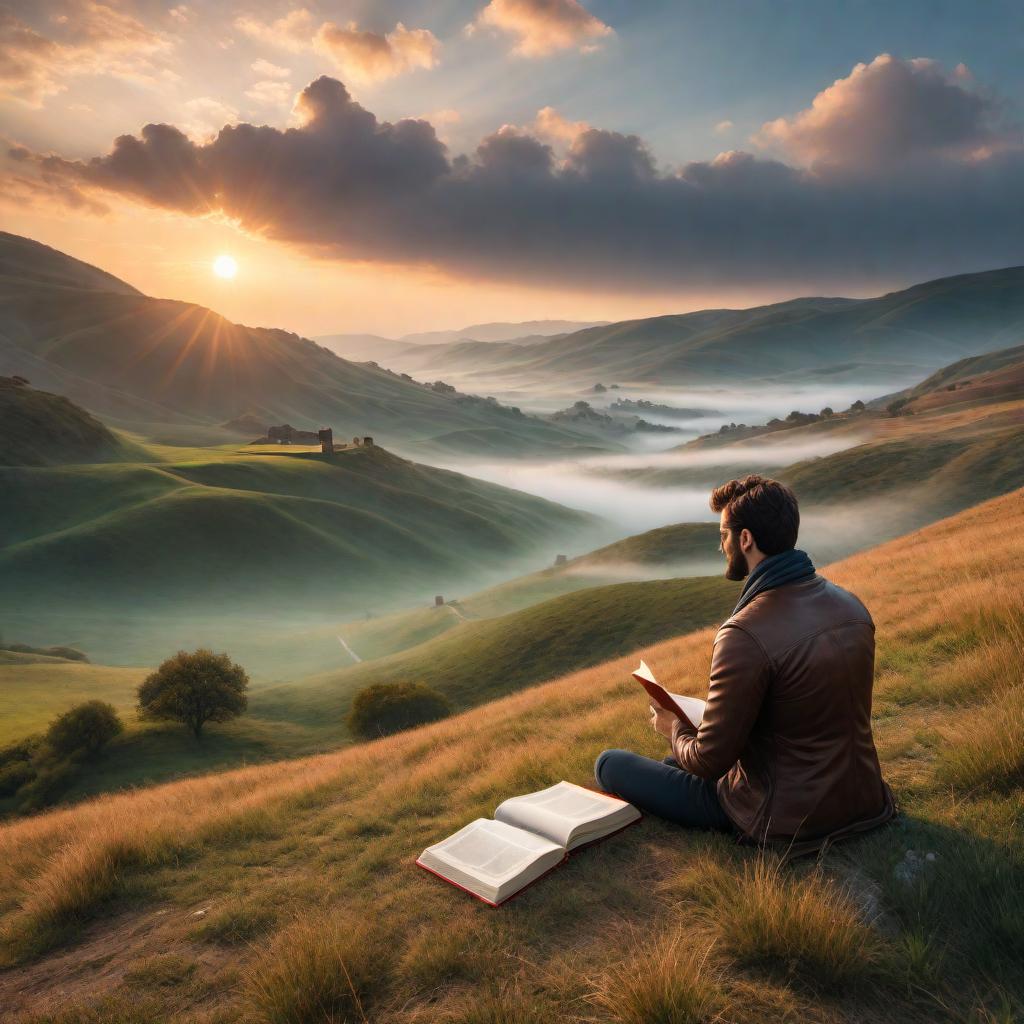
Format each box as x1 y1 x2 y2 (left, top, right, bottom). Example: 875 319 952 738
336 635 361 663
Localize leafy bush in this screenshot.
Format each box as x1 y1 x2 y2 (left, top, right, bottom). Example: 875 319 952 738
0 737 42 797
13 757 77 812
346 681 451 738
1 704 122 814
138 649 248 738
46 700 123 759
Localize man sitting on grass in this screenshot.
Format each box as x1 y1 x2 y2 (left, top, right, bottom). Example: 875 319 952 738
595 475 895 855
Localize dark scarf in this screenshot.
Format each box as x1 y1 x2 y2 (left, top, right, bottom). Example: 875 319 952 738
733 548 816 616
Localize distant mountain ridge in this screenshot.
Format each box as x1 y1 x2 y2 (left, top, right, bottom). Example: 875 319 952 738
398 319 607 345
0 233 600 456
317 319 605 364
345 266 1024 387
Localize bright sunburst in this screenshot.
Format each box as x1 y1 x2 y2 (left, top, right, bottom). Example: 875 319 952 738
212 254 238 279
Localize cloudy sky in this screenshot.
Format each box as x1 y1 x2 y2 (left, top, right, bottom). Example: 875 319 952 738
2 0 1023 336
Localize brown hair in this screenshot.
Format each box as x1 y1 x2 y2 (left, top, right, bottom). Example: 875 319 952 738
710 475 799 555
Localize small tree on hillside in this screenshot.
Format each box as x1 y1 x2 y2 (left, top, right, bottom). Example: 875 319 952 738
46 700 123 760
138 649 249 738
347 682 451 739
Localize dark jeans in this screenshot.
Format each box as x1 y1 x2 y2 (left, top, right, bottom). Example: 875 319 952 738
594 749 733 831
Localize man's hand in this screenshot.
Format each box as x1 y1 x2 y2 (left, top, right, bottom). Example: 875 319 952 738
649 704 679 740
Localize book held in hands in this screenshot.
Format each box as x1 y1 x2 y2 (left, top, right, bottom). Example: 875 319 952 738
416 781 641 905
633 659 706 728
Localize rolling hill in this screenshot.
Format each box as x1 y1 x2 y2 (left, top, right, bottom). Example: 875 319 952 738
0 571 738 809
0 376 146 467
254 574 739 726
317 522 723 667
0 233 602 455
871 340 1024 415
0 429 603 625
1 487 1020 1022
362 265 1024 388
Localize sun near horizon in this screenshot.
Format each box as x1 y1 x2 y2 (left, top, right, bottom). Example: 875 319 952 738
212 255 238 280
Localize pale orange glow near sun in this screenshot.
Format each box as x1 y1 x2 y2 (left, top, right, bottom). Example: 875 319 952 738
213 254 238 279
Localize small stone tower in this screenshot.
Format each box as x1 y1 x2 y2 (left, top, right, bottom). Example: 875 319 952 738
318 427 333 454
434 595 445 607
554 554 567 566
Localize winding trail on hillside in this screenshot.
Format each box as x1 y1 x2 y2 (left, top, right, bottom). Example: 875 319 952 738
336 635 361 663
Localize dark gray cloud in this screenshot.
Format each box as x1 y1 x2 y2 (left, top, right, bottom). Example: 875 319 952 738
12 57 1024 291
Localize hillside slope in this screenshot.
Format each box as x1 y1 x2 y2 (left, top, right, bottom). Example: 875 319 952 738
369 265 1024 387
0 233 599 455
319 522 723 666
875 340 1024 414
0 377 144 466
255 575 739 724
0 489 1020 1022
0 443 601 618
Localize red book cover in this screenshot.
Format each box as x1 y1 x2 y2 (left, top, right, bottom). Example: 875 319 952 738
632 660 704 727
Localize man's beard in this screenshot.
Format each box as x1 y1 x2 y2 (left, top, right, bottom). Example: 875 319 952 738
724 545 748 582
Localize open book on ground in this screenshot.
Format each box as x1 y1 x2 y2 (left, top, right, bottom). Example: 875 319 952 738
633 659 706 728
416 781 641 906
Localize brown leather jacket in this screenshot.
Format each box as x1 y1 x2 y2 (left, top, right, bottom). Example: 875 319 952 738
671 573 895 854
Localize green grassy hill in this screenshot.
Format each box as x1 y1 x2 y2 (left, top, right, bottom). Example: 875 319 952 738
1 489 1021 1022
330 522 723 662
0 377 145 467
457 521 721 619
0 572 736 810
369 265 1024 386
256 574 739 726
0 232 601 455
0 662 145 747
0 440 601 620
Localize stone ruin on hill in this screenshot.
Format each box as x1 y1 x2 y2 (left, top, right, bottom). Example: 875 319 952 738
267 423 320 444
257 425 375 453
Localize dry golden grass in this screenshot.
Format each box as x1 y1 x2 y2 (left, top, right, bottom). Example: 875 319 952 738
245 912 385 1024
704 855 882 990
2 488 1023 1022
588 928 722 1023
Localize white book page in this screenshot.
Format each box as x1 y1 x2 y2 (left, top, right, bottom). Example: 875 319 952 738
494 781 633 848
667 692 706 728
636 660 705 727
421 818 561 882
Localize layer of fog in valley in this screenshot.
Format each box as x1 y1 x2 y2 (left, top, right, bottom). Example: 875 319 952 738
6 377 926 682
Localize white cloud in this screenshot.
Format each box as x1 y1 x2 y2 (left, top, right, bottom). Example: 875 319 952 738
754 54 1011 171
469 0 613 58
234 8 314 53
0 2 175 106
315 21 440 82
534 105 589 144
245 79 293 106
182 96 239 142
251 58 290 80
